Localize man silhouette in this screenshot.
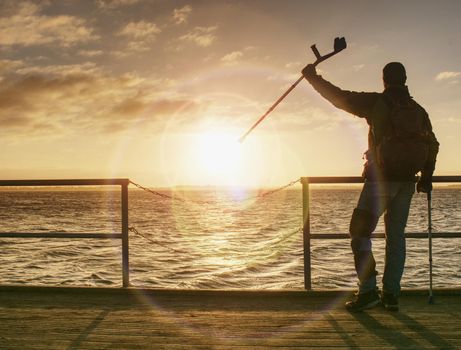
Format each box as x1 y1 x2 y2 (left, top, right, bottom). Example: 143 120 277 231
302 61 439 311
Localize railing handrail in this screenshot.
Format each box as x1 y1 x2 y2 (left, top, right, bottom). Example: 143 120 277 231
0 178 130 287
0 232 122 239
301 175 461 184
307 232 461 239
1 176 459 290
301 175 461 290
0 178 129 187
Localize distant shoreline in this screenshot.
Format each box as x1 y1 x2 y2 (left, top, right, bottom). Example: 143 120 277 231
0 183 459 191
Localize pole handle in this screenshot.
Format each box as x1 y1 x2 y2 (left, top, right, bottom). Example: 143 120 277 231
311 37 347 67
310 45 321 60
238 37 346 142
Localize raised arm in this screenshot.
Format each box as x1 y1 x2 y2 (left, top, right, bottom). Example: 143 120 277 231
302 64 379 120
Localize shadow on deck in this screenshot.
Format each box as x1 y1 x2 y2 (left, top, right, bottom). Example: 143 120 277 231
0 286 460 349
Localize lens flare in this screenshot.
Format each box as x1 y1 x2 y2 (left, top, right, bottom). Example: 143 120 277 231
195 130 242 176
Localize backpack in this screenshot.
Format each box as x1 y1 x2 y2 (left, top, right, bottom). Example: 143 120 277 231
373 96 430 179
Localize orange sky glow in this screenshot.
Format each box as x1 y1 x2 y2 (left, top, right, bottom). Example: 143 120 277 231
1 0 460 187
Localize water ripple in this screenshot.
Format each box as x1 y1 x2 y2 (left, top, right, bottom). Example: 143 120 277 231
0 187 460 289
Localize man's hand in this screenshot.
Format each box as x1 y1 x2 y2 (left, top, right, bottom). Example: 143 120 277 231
302 64 317 79
417 174 433 193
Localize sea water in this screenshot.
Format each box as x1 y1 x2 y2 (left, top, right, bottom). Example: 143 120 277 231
0 186 460 289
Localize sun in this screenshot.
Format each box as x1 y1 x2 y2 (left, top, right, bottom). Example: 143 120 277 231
196 131 242 176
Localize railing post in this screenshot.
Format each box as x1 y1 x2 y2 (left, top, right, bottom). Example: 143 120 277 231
121 181 130 287
301 177 312 290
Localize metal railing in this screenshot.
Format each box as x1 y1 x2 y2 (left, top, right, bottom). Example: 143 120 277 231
1 176 460 290
0 179 130 287
301 176 461 290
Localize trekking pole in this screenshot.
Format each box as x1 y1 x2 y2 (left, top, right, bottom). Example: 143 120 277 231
427 191 434 304
238 37 346 143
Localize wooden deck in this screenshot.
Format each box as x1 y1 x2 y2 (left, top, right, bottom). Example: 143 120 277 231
0 286 460 349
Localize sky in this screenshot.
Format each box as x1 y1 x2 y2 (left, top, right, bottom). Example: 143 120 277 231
1 0 460 188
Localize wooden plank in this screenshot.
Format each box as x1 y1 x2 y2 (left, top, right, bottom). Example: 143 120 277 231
0 287 460 349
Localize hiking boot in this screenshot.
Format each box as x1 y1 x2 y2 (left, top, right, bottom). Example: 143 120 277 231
345 288 380 312
381 292 399 311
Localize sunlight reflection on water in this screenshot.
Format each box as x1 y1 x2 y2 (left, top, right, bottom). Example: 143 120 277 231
0 187 460 289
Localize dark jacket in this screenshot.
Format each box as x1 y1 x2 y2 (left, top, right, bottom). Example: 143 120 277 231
304 73 439 181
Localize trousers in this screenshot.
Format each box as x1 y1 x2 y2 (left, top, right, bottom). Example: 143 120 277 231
349 180 415 295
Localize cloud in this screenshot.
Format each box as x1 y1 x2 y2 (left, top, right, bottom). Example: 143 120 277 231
116 20 161 54
435 71 461 82
0 2 98 47
112 97 146 116
179 26 217 47
285 61 302 69
221 51 243 65
118 20 161 39
96 0 141 9
148 98 200 116
0 71 137 136
78 50 104 57
105 96 201 133
0 59 25 74
0 65 204 137
173 5 192 25
16 62 101 76
112 41 154 57
0 74 97 136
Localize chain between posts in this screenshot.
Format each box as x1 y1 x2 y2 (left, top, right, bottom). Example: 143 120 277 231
129 225 303 254
129 178 300 205
243 178 301 202
128 178 302 253
128 227 184 253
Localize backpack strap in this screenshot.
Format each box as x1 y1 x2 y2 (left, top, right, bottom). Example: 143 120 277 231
370 95 393 147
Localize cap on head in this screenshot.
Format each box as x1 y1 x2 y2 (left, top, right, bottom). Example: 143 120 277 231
383 62 407 85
